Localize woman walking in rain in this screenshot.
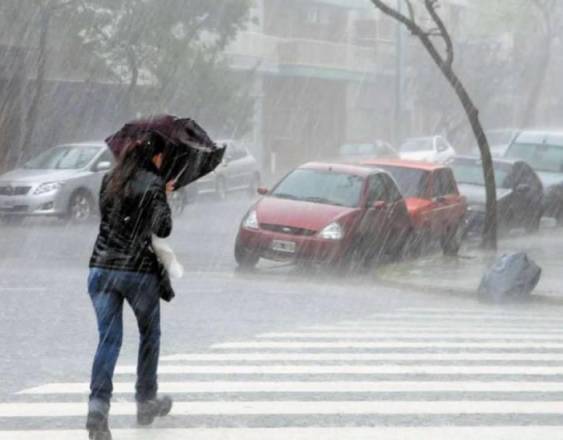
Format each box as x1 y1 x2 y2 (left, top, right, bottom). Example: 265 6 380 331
86 133 174 440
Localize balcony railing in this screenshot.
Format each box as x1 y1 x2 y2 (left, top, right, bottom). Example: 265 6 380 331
226 31 395 75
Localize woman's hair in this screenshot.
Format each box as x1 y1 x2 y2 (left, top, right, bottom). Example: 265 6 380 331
105 132 166 199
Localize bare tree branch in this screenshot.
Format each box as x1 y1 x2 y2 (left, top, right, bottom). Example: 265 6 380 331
405 0 416 24
424 0 454 66
369 0 497 248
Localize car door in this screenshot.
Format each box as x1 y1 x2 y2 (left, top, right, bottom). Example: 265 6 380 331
87 148 115 204
430 168 463 236
357 174 389 256
380 173 412 255
232 145 254 189
225 143 247 189
435 137 452 163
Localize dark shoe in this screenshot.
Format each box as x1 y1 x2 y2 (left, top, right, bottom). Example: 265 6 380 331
86 410 112 440
137 396 173 426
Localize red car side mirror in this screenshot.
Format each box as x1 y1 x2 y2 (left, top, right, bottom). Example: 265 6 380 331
257 187 269 195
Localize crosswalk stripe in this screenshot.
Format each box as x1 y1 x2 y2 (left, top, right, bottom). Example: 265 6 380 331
306 325 563 333
362 310 563 322
257 332 563 340
211 341 563 349
18 380 563 395
341 316 563 323
2 427 563 440
159 352 563 362
375 309 563 317
307 323 563 331
6 307 563 438
114 364 563 375
3 400 563 418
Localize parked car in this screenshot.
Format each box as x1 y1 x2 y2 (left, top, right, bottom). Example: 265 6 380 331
197 140 261 199
448 156 544 234
399 136 456 163
485 129 519 157
167 184 198 217
361 159 466 255
0 142 113 223
504 130 563 224
234 162 412 269
337 141 397 162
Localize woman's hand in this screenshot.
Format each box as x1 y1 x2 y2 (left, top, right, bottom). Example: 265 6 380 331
165 180 176 193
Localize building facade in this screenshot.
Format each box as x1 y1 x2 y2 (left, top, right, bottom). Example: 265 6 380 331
225 0 397 178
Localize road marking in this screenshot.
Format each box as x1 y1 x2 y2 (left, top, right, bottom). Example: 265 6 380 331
3 400 563 418
114 364 563 375
19 380 563 395
380 308 563 316
341 316 563 323
257 332 563 340
2 427 563 440
160 352 563 362
306 325 563 333
211 341 563 349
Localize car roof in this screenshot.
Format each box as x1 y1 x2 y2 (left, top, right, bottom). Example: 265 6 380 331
360 158 445 172
299 162 378 177
56 142 107 148
450 155 520 167
512 130 563 146
402 136 436 142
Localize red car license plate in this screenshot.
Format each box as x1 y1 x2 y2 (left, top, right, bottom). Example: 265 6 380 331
271 240 296 253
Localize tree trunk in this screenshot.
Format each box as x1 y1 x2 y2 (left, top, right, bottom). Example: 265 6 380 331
415 38 498 249
368 0 497 249
20 7 51 164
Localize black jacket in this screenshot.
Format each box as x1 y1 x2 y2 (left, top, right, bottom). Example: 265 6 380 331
89 163 172 273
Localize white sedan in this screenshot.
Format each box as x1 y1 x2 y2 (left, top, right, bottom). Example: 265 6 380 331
400 136 456 163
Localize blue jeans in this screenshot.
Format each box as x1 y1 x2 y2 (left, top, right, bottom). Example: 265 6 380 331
88 268 161 408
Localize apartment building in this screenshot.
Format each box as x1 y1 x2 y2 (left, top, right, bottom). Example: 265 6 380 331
226 0 397 176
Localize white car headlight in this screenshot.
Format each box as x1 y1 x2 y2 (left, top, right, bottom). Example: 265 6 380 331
33 182 62 195
319 222 344 240
242 210 259 230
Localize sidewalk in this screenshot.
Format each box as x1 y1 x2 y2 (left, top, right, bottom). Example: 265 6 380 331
375 222 563 301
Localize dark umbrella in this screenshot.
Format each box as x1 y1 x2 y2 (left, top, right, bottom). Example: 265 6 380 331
105 114 226 189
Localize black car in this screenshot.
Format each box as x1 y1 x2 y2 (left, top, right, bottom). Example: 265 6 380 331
504 131 563 225
448 156 543 234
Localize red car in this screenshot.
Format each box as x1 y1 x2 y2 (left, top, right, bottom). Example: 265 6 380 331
361 159 467 255
234 162 413 269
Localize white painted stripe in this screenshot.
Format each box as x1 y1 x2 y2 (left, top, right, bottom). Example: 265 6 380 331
383 308 563 317
3 400 563 418
211 341 563 349
2 427 563 440
258 332 563 340
19 380 563 395
114 364 563 375
160 352 563 362
341 315 563 322
306 325 563 333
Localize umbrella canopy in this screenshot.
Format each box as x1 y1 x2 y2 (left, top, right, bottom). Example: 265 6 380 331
105 114 226 189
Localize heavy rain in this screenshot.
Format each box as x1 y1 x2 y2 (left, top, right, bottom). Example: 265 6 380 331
1 1 563 439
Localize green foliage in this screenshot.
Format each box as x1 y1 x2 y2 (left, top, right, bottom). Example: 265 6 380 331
76 0 255 135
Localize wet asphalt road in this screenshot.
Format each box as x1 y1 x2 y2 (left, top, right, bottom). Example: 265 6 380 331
0 194 448 397
2 194 563 438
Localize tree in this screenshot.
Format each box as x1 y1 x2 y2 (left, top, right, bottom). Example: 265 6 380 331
370 0 498 249
78 0 255 134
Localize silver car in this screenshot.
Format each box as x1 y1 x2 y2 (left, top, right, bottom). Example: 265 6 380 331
196 140 261 199
0 142 113 223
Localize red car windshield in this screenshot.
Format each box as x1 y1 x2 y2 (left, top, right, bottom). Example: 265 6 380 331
376 165 430 198
271 169 364 208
